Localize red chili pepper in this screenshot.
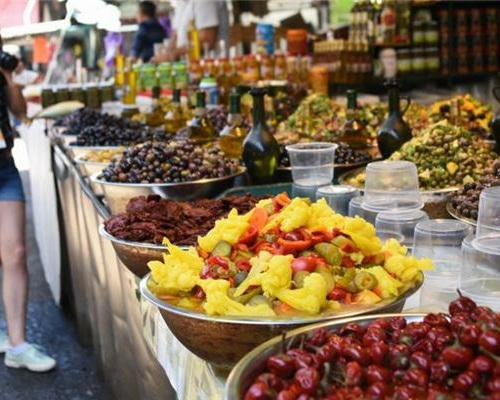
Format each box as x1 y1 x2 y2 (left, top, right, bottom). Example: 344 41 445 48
193 286 205 299
276 238 313 254
342 255 356 268
236 259 251 272
238 225 258 245
328 286 348 301
341 243 358 253
291 256 318 272
207 255 229 268
298 228 312 240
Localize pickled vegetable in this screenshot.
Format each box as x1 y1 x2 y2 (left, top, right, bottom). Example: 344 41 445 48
354 271 378 290
314 243 342 266
212 240 232 257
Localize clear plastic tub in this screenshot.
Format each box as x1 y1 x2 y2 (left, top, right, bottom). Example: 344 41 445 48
363 160 422 212
285 142 337 187
348 195 364 218
316 185 359 216
376 230 405 243
476 186 500 239
375 209 429 246
460 235 500 308
412 219 473 308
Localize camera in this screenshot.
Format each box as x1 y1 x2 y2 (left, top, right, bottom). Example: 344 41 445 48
0 51 19 72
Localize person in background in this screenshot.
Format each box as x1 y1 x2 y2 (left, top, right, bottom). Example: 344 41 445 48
0 35 56 372
132 1 166 62
152 0 229 63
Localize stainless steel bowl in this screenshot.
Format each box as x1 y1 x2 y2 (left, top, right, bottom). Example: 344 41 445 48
225 313 426 399
98 224 168 277
66 144 123 159
90 168 246 214
74 155 108 177
446 201 477 227
140 273 423 369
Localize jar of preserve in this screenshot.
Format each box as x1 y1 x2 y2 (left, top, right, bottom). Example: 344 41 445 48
411 47 426 72
425 47 440 71
309 65 328 95
397 49 412 74
41 87 55 108
55 85 70 103
425 21 439 45
69 84 85 103
412 22 425 45
287 29 308 56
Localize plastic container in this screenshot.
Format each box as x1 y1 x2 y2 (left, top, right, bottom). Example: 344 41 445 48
285 142 337 187
316 185 359 216
460 234 500 308
377 231 405 244
375 209 429 246
362 160 422 212
413 219 473 308
476 186 500 239
348 195 364 218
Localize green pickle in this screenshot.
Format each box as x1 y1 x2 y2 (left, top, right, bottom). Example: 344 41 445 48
212 240 232 257
354 271 378 290
314 243 342 266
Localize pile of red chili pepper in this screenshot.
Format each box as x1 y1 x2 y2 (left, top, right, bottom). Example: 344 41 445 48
243 294 500 400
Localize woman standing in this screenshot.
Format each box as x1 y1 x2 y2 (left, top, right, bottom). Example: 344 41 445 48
0 37 55 372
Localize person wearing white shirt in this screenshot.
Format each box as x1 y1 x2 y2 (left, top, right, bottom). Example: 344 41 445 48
152 0 229 62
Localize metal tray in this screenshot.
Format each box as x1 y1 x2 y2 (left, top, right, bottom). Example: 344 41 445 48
446 201 477 227
225 313 426 399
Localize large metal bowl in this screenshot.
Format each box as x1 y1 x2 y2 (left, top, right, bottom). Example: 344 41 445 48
446 201 477 228
74 155 108 177
339 167 458 219
98 224 168 277
225 313 426 399
67 144 123 159
140 273 423 369
90 168 246 214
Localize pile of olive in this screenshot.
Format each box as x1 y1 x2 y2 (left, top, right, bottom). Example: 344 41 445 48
278 142 372 168
390 122 498 190
98 140 241 184
450 160 500 220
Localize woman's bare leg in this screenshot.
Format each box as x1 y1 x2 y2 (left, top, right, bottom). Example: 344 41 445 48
0 200 27 346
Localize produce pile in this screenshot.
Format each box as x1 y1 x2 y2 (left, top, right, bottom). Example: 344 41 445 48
147 193 431 318
390 121 498 190
243 294 499 400
98 140 241 183
54 108 104 131
450 160 500 220
278 143 373 168
81 148 123 163
429 94 493 139
104 194 264 246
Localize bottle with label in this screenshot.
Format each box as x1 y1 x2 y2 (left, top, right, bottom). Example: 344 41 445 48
144 83 165 127
122 58 137 105
186 91 216 142
377 80 412 158
242 87 280 183
379 0 396 44
219 91 247 158
340 89 368 149
164 89 186 134
188 19 201 61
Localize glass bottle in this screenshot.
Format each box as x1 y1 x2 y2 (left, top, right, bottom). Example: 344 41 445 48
377 80 412 158
144 83 165 127
340 89 368 149
219 91 246 158
242 87 280 183
186 91 216 142
164 89 187 134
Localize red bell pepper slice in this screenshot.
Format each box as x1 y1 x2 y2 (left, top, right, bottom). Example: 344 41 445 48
328 286 348 301
341 255 356 268
236 259 251 272
238 225 258 245
207 255 229 268
272 192 291 211
341 243 358 253
276 237 313 254
249 207 268 231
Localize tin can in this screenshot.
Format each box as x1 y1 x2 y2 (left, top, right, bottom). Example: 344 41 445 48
256 23 274 55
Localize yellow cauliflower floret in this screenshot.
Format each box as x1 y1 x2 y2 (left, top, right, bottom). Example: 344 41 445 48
382 239 408 257
263 198 310 232
307 198 345 231
148 240 204 295
275 273 327 314
234 252 293 297
343 217 382 255
385 254 433 283
198 209 250 252
365 266 402 299
198 279 275 317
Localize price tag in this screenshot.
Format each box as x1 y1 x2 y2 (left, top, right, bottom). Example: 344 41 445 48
0 128 7 149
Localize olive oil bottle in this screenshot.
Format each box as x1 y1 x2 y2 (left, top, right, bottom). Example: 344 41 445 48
186 91 216 142
164 89 186 134
219 91 246 158
377 80 412 158
144 84 165 127
339 89 368 149
242 87 279 183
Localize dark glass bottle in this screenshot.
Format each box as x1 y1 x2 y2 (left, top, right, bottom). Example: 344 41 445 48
340 89 368 149
164 89 186 134
219 91 246 158
377 80 412 158
242 87 279 183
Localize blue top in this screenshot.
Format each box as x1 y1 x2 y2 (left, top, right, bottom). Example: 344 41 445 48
0 75 13 159
132 20 166 62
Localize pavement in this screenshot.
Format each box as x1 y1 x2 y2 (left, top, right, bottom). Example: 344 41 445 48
0 167 109 400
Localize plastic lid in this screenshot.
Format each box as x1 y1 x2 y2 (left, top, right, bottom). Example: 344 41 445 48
350 195 363 206
377 209 428 223
366 160 415 172
286 142 338 153
471 236 500 256
317 185 358 195
415 219 471 235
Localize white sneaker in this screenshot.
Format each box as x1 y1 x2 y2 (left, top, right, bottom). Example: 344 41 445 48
5 343 56 372
0 330 8 353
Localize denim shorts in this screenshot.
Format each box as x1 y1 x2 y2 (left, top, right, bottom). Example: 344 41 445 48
0 156 25 202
